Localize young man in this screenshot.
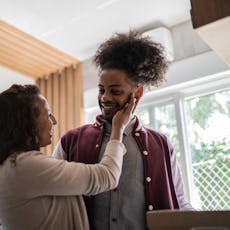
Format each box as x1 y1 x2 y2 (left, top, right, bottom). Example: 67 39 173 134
53 31 193 230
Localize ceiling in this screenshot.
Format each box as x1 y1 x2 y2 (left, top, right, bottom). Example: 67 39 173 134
0 0 192 61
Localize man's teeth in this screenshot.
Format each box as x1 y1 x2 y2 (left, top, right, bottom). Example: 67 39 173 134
103 105 113 108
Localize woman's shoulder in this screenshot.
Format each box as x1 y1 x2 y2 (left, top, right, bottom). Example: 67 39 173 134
10 150 51 170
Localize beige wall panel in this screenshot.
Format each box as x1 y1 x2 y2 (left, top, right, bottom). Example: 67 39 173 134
75 63 83 127
66 66 74 130
60 69 67 136
52 72 60 148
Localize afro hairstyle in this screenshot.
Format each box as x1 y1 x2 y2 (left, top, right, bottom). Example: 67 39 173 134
93 30 170 86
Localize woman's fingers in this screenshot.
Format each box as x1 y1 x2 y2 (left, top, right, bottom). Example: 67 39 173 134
123 93 136 114
112 93 136 129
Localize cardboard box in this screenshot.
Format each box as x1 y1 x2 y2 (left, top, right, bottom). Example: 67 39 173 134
147 210 230 230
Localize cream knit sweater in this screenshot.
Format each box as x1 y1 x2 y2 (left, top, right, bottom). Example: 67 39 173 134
0 140 126 230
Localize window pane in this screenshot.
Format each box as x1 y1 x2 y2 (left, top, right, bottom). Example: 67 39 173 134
155 104 180 159
185 89 230 210
136 103 180 161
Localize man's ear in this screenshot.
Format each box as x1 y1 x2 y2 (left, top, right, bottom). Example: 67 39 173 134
134 85 143 101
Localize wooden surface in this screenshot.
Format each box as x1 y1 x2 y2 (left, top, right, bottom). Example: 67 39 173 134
147 210 230 230
0 20 79 79
190 0 230 28
37 64 83 155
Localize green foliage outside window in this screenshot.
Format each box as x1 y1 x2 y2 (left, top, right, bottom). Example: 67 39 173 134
185 89 230 210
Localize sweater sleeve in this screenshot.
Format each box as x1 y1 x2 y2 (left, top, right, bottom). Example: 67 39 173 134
16 140 126 197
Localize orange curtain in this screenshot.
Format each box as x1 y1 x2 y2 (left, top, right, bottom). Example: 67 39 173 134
36 63 83 155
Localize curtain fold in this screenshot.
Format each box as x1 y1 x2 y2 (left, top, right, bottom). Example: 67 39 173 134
37 63 83 155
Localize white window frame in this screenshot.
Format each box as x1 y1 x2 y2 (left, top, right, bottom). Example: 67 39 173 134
138 70 230 203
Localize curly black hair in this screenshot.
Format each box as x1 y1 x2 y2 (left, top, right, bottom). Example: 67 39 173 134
93 30 170 86
0 84 41 165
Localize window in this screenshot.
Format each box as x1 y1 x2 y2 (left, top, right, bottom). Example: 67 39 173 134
136 103 180 161
84 71 230 210
185 89 230 210
135 74 230 210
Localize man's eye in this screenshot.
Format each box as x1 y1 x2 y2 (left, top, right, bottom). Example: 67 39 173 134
98 89 104 94
111 91 121 95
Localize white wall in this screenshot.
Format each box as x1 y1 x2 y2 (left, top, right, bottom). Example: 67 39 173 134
171 20 210 60
0 67 35 93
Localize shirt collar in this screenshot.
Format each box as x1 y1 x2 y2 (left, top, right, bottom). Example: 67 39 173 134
103 115 137 136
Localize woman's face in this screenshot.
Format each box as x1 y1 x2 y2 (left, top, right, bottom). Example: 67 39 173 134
35 95 57 147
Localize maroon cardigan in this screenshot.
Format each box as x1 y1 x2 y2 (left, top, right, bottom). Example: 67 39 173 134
61 115 179 222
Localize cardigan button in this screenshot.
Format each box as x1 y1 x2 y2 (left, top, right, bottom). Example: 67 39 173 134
95 144 99 148
135 132 140 136
143 150 148 155
148 205 154 211
146 177 151 182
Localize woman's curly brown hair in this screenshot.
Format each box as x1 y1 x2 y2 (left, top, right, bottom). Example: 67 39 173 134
93 30 170 86
0 84 41 165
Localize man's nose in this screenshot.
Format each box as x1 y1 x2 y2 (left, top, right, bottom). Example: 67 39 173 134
101 92 112 101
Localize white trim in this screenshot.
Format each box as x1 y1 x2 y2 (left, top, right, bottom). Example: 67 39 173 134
174 94 194 202
140 70 230 106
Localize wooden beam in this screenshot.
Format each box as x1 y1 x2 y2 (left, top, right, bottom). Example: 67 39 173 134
0 48 53 73
0 21 78 64
0 35 67 67
1 59 39 79
190 0 230 28
0 20 80 79
190 0 230 66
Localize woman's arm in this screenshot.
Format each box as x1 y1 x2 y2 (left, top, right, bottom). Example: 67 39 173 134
17 94 136 198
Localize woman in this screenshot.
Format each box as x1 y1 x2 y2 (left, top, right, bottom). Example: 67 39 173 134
0 84 135 230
